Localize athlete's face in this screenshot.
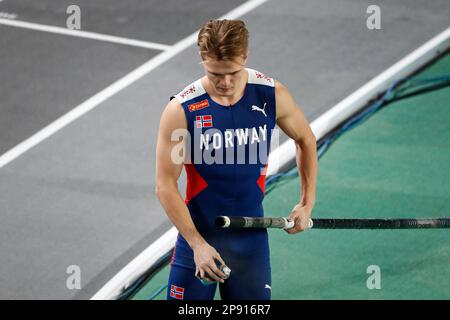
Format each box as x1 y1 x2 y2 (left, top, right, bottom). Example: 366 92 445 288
202 55 248 97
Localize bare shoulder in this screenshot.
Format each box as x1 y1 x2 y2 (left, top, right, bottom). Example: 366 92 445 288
274 80 296 120
160 98 187 131
274 79 283 89
274 79 291 98
273 81 313 142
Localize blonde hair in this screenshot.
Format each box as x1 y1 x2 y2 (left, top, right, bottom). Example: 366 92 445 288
197 19 249 61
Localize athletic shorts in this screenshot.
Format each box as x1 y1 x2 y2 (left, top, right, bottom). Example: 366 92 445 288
167 229 271 300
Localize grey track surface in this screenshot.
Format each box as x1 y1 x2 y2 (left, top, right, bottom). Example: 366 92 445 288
0 0 244 44
0 26 158 155
0 0 449 299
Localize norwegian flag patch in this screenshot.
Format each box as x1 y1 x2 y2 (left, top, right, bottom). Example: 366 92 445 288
195 115 213 128
170 284 185 300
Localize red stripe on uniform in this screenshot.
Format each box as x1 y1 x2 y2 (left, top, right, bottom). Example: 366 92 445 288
257 163 269 193
184 164 208 204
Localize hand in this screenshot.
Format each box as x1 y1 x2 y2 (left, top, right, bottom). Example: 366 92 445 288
193 242 227 283
285 203 312 234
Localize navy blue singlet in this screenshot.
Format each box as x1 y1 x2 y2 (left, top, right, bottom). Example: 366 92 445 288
167 68 276 300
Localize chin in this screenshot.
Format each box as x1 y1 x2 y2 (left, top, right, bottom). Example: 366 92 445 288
217 88 234 96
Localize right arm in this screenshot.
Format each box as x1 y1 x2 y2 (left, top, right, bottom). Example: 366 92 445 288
155 98 226 282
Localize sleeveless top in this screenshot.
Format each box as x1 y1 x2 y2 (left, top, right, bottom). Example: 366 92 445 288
170 68 276 266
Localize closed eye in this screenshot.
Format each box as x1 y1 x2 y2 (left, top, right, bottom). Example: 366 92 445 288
209 70 240 77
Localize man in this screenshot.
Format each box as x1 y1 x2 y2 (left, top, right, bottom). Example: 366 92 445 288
155 19 317 300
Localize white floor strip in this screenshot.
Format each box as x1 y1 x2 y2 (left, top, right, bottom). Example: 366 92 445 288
93 26 450 300
0 18 172 51
267 26 450 176
92 227 178 300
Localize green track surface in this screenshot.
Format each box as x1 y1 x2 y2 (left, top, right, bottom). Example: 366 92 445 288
133 52 450 300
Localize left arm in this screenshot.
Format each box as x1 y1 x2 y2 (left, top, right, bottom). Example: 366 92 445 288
275 80 318 234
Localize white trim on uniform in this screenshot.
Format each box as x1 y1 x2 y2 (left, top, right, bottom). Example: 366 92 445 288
174 68 274 106
246 68 275 87
173 79 206 104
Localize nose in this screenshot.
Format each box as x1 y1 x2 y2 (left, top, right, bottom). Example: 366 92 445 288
219 75 233 88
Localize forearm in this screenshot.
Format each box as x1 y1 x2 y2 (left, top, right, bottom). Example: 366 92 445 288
295 138 318 209
155 184 206 249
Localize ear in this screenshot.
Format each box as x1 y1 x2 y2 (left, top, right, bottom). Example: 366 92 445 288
243 49 249 63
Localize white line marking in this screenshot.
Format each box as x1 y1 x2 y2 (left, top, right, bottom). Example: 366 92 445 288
267 27 450 176
92 228 178 300
0 0 269 170
0 18 171 51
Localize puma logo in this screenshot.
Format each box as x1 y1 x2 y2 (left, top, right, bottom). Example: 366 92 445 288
252 103 267 117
